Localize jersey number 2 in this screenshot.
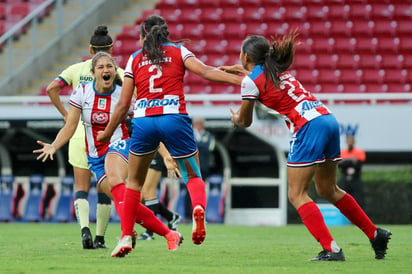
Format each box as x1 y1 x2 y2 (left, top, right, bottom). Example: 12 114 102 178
149 65 162 93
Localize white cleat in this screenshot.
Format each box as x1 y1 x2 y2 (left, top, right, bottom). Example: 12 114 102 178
111 235 132 258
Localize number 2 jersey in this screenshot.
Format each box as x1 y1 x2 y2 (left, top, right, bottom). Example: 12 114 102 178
69 81 130 158
124 42 195 118
241 64 332 134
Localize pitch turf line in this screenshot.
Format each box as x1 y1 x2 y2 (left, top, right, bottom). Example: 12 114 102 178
0 223 410 273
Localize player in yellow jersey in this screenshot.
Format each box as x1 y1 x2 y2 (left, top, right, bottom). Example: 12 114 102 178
46 25 124 249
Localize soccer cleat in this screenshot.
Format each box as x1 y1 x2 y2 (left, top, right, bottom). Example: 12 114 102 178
81 227 94 249
192 205 206 245
138 231 155 241
93 236 107 249
310 249 346 261
132 230 138 249
165 230 184 251
371 227 392 259
168 213 181 231
111 235 132 258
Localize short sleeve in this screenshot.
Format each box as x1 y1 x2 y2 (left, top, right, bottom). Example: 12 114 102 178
124 55 135 79
180 45 195 62
241 76 259 100
69 84 83 109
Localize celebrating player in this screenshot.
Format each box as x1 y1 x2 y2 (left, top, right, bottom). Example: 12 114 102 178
220 32 391 261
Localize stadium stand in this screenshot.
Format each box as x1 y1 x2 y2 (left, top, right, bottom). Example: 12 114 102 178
0 174 15 222
108 0 412 95
51 175 75 222
22 174 45 222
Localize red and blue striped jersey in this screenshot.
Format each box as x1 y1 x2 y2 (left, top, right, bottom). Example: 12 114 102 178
241 64 331 133
125 43 195 118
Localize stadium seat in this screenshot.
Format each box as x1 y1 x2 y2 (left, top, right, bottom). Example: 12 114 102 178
293 53 316 69
0 175 15 222
351 20 373 36
306 5 328 20
330 20 353 37
336 53 360 69
380 54 403 69
376 35 400 53
200 6 223 22
0 3 6 20
357 53 380 69
384 68 407 84
22 174 45 222
364 83 388 93
328 3 350 20
318 69 340 84
354 36 378 53
52 175 75 222
178 6 202 23
371 19 397 36
393 3 412 19
348 3 371 20
370 3 394 20
361 68 386 84
339 69 363 84
316 53 338 69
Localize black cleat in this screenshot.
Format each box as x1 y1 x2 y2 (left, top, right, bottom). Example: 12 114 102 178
371 228 392 259
81 227 94 249
93 236 107 249
138 231 155 240
132 230 138 249
310 249 346 261
168 213 181 231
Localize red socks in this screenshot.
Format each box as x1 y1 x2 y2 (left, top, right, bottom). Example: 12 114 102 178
298 201 334 251
186 177 206 210
111 183 126 218
121 187 170 237
121 188 141 237
334 193 377 240
135 204 170 236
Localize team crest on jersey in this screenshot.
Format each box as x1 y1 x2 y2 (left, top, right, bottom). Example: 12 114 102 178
98 98 107 109
92 112 109 124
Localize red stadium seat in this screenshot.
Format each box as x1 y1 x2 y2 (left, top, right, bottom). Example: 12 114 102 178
339 69 363 84
200 7 223 22
375 35 400 53
348 3 371 20
386 83 410 93
221 6 244 22
330 20 353 37
357 53 380 69
364 83 388 93
380 54 404 69
306 5 328 20
371 19 397 36
0 3 6 20
395 19 411 37
223 22 247 39
361 68 385 83
336 53 360 69
316 54 338 69
241 6 265 22
351 20 373 36
354 36 378 53
370 3 394 20
293 53 316 69
203 39 228 54
332 37 356 54
384 68 407 84
318 69 340 84
393 3 412 19
328 3 350 20
341 83 366 93
179 6 202 23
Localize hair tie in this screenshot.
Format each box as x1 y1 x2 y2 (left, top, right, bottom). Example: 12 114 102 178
90 43 113 48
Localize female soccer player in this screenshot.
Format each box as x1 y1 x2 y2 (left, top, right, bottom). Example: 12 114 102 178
219 32 391 261
45 25 119 249
35 52 182 256
97 14 243 257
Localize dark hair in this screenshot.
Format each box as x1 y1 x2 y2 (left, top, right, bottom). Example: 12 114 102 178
90 52 122 86
140 15 188 66
242 31 298 87
90 25 113 53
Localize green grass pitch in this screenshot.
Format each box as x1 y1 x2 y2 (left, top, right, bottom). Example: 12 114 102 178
0 223 411 273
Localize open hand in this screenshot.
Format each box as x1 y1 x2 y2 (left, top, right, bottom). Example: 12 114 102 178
33 140 56 162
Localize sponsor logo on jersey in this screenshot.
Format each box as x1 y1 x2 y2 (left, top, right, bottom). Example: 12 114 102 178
135 98 179 109
92 112 109 124
80 75 93 83
98 98 107 109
